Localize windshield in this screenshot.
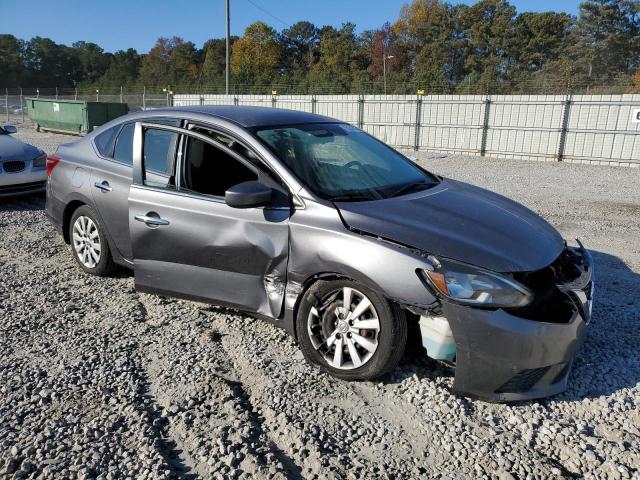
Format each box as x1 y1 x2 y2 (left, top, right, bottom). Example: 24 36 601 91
254 123 438 201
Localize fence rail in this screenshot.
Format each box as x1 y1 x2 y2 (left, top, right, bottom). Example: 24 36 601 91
3 88 639 166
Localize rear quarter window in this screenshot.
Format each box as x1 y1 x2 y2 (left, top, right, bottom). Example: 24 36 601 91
94 125 120 157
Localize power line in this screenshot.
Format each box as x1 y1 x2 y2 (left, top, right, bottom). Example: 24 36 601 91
243 0 289 27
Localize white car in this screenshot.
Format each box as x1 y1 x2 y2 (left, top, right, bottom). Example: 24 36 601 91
0 125 47 197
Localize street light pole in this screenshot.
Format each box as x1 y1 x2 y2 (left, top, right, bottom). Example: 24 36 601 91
383 53 394 95
226 0 230 95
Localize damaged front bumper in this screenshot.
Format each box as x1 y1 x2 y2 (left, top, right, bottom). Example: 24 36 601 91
440 245 594 402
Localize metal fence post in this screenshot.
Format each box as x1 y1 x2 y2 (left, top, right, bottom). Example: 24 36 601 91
20 87 24 123
311 95 317 114
480 94 491 157
120 86 123 104
142 86 146 110
5 88 8 123
414 95 423 151
74 88 78 100
55 87 58 100
357 95 365 129
233 96 239 106
557 94 572 162
272 93 277 109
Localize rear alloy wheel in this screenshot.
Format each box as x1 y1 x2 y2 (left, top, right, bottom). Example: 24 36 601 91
73 215 101 269
296 279 407 380
69 206 115 276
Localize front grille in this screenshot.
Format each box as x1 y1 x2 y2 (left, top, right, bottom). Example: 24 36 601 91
0 181 46 194
496 366 551 393
2 160 26 173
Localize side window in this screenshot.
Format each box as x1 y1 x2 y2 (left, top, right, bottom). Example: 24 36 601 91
144 129 178 176
94 125 120 157
113 123 134 165
189 125 282 186
181 136 257 197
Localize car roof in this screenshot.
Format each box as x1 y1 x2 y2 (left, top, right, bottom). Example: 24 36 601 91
147 105 338 128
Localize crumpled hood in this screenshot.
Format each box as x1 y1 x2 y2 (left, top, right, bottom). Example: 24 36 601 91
0 134 41 161
335 179 564 273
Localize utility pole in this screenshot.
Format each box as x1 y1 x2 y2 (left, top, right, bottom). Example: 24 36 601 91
226 0 231 95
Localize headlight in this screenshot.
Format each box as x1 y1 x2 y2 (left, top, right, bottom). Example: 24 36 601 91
420 256 533 308
33 152 46 168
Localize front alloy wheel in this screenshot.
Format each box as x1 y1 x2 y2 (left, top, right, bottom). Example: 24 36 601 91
297 279 407 380
307 287 381 370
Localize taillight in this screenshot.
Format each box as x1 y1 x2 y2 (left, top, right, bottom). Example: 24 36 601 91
46 155 60 176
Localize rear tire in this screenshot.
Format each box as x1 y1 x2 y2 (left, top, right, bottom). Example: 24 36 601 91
69 205 115 276
296 279 407 380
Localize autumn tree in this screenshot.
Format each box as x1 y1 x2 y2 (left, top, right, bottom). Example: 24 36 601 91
231 22 281 86
138 37 174 86
308 23 369 92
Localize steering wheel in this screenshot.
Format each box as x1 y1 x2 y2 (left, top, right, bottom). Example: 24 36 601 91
344 161 361 169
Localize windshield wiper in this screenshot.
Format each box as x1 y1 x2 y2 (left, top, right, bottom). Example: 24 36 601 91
326 194 376 202
388 180 435 198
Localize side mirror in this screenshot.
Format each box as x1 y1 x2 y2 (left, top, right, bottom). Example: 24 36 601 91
3 125 17 134
225 181 272 208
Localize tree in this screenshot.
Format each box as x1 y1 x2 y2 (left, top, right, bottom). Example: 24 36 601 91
459 0 517 91
574 0 640 82
393 0 464 91
231 22 281 86
308 23 369 93
170 40 199 86
0 35 25 87
200 39 228 89
138 37 174 86
72 41 110 84
98 49 141 87
279 21 319 79
22 37 81 87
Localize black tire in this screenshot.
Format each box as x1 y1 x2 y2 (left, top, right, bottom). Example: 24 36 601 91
296 279 407 380
69 205 115 277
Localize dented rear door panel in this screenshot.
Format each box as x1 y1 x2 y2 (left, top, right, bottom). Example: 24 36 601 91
129 186 289 317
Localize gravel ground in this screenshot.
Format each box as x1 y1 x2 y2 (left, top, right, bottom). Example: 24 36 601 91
0 128 639 479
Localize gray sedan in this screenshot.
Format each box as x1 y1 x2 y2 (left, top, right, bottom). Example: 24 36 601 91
46 106 593 402
0 125 47 196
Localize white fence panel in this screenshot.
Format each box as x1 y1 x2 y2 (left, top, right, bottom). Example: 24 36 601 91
172 93 640 166
419 95 485 155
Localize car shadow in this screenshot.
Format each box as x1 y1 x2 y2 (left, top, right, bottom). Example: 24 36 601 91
0 192 46 212
393 249 640 403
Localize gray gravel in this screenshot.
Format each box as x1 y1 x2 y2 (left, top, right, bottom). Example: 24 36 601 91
0 128 638 479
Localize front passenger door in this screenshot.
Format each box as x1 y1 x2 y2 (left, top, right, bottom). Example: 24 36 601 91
128 122 290 318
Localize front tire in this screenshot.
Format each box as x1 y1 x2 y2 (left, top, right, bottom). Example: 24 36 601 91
69 205 115 276
296 279 407 380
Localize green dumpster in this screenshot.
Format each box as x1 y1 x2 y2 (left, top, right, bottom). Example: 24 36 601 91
26 98 128 135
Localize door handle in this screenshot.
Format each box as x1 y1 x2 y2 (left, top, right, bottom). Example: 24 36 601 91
134 214 170 226
94 181 112 192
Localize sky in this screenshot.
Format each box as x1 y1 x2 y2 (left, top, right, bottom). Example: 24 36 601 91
2 0 580 53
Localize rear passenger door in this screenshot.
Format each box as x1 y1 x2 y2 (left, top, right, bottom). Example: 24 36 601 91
128 122 291 318
90 118 181 262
